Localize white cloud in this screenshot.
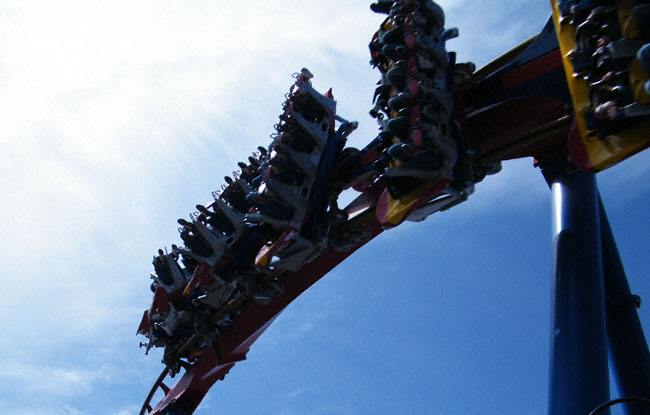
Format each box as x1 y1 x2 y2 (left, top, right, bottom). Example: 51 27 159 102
63 405 87 415
442 0 552 66
1 1 645 414
287 387 311 399
0 363 109 398
0 5 380 412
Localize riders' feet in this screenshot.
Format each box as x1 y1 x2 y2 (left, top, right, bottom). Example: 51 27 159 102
387 142 442 170
177 218 193 229
386 116 411 140
387 60 408 90
370 0 394 14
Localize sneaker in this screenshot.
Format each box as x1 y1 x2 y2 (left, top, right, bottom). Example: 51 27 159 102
380 25 404 44
179 229 213 258
387 60 409 90
386 116 411 140
152 253 174 286
388 92 416 112
382 42 411 61
392 141 443 166
246 190 295 220
421 0 445 31
269 161 306 186
373 83 392 104
637 43 650 71
270 143 321 182
177 218 194 229
370 0 394 14
248 156 260 168
196 204 236 235
277 130 316 153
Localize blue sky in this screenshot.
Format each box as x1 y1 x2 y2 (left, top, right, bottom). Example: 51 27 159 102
0 1 648 414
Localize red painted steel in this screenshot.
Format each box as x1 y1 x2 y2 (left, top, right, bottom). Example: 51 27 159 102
140 14 595 415
145 211 384 414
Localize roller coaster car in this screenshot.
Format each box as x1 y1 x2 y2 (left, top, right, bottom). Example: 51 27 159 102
138 69 361 358
137 2 650 414
248 69 359 271
550 0 650 171
365 0 475 227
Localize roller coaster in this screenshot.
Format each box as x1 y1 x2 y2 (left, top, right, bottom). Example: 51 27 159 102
136 1 650 414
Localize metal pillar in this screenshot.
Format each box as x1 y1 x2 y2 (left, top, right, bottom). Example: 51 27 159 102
548 170 610 415
601 196 650 414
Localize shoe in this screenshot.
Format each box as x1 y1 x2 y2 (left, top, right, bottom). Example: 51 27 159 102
196 204 236 235
371 83 391 118
421 0 445 31
293 99 328 124
386 116 411 140
248 156 260 168
387 142 417 162
270 143 321 182
269 161 306 186
179 229 213 258
278 129 316 153
177 218 193 229
246 191 294 220
382 42 411 61
222 186 250 213
387 60 408 90
289 78 336 121
388 92 415 112
389 1 417 19
380 26 403 44
373 84 392 104
637 43 650 71
277 113 328 150
189 220 227 259
152 253 174 286
387 143 442 170
370 0 394 14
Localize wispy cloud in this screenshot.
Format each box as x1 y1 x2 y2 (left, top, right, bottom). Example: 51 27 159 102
442 0 553 66
0 362 109 398
287 387 311 399
1 1 644 415
0 3 380 413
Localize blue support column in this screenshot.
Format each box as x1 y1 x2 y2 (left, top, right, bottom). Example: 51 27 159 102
548 171 610 415
601 196 650 414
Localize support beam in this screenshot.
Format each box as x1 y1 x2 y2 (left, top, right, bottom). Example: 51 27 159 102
548 170 610 415
601 196 650 414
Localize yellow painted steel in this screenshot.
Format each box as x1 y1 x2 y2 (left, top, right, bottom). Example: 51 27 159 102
254 244 272 268
550 0 650 171
383 181 437 226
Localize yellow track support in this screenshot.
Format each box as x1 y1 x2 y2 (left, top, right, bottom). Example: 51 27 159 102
378 179 449 227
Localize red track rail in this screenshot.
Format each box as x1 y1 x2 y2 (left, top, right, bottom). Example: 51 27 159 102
140 13 594 415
